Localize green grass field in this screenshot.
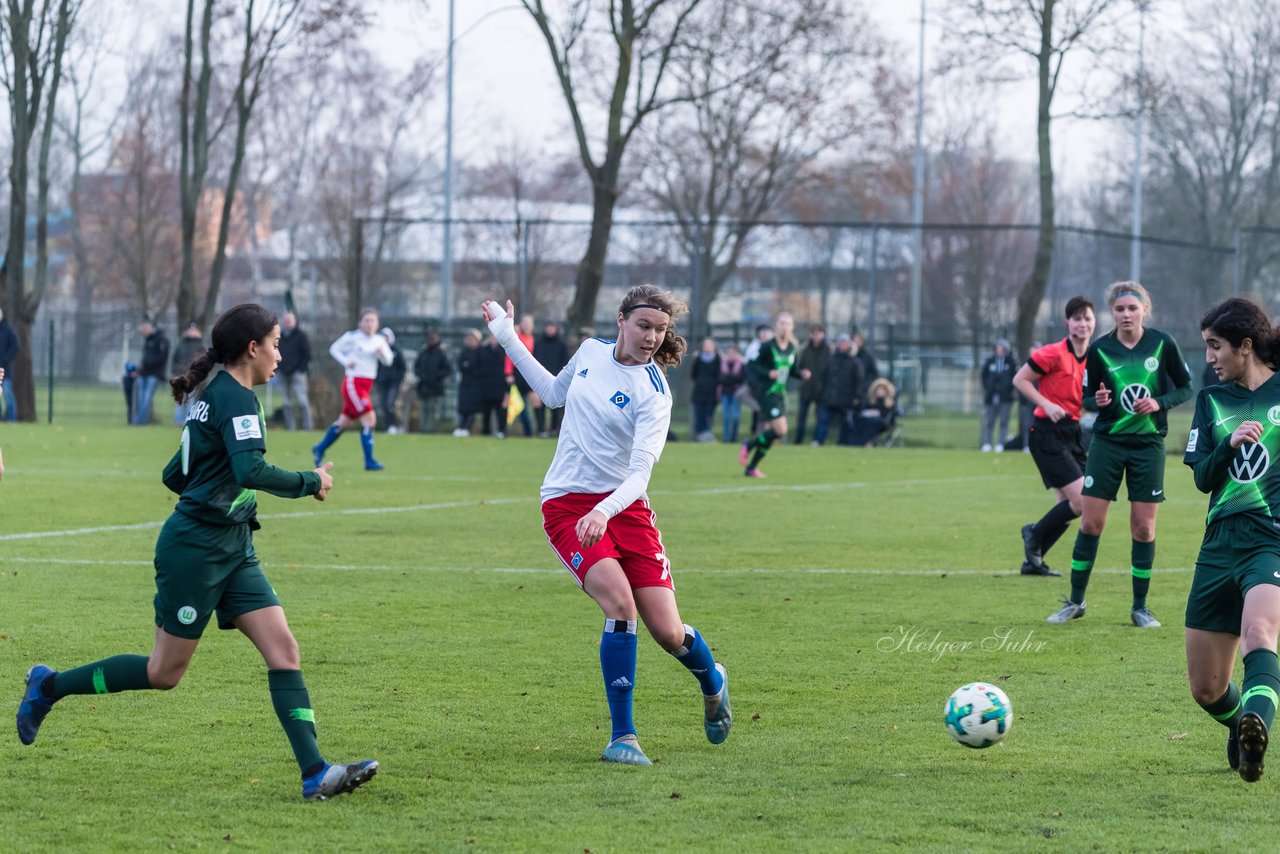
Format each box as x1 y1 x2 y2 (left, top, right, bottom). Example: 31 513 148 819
0 423 1262 851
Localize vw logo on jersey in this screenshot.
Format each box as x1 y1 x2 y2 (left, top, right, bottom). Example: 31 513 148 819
1268 405 1280 426
1144 356 1159 372
1119 384 1151 414
611 391 630 409
1230 442 1270 483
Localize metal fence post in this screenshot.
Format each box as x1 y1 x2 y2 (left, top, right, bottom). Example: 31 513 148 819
1233 227 1242 295
47 317 55 424
867 224 878 343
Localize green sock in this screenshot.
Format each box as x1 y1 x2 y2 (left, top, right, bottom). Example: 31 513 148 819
51 655 151 699
1242 649 1280 730
1069 532 1100 605
1201 683 1241 727
268 669 324 776
1131 539 1155 611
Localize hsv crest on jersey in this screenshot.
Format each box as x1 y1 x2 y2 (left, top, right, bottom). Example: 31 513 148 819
1230 443 1270 484
611 391 630 409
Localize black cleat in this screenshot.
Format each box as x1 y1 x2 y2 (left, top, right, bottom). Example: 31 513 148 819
1228 715 1241 772
1020 560 1061 577
1021 524 1045 570
1238 712 1268 782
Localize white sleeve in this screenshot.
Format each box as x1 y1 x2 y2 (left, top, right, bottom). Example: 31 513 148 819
487 304 572 406
329 333 349 365
376 339 394 366
591 449 658 520
590 382 671 519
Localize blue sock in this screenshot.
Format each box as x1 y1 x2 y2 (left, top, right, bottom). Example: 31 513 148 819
360 426 376 465
315 424 341 454
672 624 723 695
601 619 638 741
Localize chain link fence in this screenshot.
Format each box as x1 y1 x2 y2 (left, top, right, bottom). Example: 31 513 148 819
24 219 1237 447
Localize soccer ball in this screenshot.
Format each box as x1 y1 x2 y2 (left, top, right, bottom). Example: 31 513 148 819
944 682 1012 748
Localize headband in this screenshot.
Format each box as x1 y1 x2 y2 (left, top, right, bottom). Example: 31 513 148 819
626 303 671 315
1114 290 1144 301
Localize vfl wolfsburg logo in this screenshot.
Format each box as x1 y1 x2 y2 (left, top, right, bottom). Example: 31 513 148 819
1268 405 1280 426
1144 356 1159 372
1230 443 1270 484
1119 384 1151 414
177 605 198 625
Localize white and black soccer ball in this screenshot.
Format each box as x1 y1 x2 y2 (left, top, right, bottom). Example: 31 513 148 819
944 682 1013 748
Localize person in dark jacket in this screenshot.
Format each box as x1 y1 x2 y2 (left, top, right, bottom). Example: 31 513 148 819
0 308 21 421
980 338 1017 452
413 331 452 433
690 337 721 442
374 327 407 434
278 311 313 431
793 325 830 444
813 334 865 446
532 322 570 437
852 332 878 399
453 330 487 436
131 318 170 425
170 322 206 424
718 344 746 443
478 333 509 437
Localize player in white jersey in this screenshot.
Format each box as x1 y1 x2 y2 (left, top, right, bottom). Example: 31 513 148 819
483 285 732 766
312 308 394 471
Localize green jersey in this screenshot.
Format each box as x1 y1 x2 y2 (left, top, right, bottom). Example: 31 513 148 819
1184 373 1280 527
162 371 318 527
1083 327 1192 440
749 339 798 397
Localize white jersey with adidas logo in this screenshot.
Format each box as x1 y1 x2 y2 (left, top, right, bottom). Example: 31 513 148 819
329 330 393 379
539 338 672 503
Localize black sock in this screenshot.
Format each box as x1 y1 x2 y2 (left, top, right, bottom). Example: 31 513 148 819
1033 500 1079 555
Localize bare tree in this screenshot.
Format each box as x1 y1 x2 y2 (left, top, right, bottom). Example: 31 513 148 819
941 0 1121 358
177 0 363 331
1142 0 1280 296
0 0 79 419
641 0 899 338
521 0 705 331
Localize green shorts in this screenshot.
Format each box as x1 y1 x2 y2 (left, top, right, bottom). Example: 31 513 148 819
152 511 279 639
1185 514 1280 635
758 391 787 420
1081 434 1166 503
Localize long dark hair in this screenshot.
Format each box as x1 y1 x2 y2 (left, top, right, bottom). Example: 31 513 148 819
170 304 278 401
619 284 687 369
1200 296 1277 369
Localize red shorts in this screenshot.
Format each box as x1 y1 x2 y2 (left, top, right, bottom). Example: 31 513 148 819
542 493 674 590
341 376 374 419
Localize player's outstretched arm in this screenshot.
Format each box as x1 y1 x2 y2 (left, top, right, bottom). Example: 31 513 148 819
482 299 569 407
230 450 326 499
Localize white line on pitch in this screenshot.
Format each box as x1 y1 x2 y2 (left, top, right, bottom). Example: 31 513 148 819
0 474 1007 543
1 556 1193 576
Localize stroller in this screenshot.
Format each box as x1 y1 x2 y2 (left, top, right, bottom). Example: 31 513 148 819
845 378 902 447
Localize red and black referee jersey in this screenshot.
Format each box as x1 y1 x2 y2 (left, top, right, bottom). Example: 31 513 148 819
1026 338 1086 420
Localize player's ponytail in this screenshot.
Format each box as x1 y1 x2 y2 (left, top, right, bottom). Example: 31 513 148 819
619 284 688 370
1200 296 1276 370
170 304 278 401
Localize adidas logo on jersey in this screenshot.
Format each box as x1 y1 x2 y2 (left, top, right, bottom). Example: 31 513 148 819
578 368 589 377
611 676 633 689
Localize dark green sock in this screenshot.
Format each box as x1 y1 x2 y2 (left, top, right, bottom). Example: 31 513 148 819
1242 649 1280 730
51 655 151 699
1201 683 1241 727
1069 532 1100 605
268 669 324 776
1131 539 1154 610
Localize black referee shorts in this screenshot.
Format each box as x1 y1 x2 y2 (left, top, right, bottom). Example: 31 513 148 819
1029 417 1086 490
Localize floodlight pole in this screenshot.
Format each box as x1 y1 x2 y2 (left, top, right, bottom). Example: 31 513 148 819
909 0 926 344
441 0 456 323
1130 1 1147 282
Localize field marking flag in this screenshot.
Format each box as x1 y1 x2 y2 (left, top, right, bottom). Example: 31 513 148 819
507 386 525 425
